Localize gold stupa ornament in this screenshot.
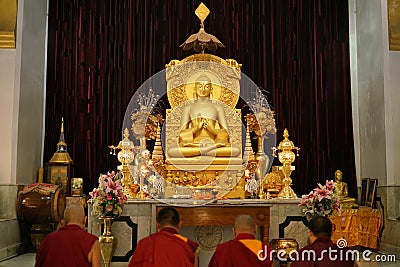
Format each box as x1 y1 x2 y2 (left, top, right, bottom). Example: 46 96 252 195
50 118 73 163
180 2 224 53
272 129 300 199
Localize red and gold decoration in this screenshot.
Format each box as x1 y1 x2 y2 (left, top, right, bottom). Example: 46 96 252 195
17 183 66 251
330 207 382 249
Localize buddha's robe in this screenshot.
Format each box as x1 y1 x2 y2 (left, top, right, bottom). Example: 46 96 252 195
129 227 199 267
35 224 98 267
290 237 355 267
208 233 273 267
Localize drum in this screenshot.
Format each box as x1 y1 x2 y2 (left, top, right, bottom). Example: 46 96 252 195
17 183 66 224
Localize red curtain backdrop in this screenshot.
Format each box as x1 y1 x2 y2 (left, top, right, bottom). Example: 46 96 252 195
45 0 356 198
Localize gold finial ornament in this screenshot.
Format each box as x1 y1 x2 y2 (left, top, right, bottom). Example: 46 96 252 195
272 128 300 199
180 3 224 53
195 2 210 28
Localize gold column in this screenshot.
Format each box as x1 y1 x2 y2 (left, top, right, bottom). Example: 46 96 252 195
0 0 17 48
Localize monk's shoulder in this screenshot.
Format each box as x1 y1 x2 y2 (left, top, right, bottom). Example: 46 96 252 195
215 239 235 251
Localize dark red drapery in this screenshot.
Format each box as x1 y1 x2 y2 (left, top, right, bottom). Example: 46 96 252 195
44 0 356 198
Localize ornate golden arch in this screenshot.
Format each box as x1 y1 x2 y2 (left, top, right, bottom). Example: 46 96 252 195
165 53 242 109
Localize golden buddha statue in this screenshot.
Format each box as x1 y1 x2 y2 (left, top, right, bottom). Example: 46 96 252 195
167 74 241 158
333 169 358 208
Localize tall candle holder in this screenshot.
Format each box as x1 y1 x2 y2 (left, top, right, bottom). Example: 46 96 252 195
272 129 300 199
109 128 136 199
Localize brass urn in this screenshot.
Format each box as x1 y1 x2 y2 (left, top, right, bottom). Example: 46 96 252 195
99 217 116 267
269 238 299 267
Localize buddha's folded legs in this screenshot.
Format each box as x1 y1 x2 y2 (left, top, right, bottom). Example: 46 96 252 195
167 143 241 158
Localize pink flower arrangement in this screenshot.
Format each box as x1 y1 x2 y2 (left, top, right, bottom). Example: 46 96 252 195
89 171 128 219
299 180 340 218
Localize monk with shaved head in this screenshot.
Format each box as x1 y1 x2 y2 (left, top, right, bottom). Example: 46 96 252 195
208 214 273 267
290 216 358 267
129 207 199 267
35 205 101 267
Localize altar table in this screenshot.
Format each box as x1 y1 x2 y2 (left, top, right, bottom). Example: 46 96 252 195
156 204 270 243
88 199 304 264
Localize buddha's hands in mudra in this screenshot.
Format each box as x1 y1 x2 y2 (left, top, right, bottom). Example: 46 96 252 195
199 117 219 136
183 118 226 148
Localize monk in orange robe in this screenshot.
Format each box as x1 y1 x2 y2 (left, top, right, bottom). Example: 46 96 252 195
35 205 101 267
129 207 199 267
208 214 273 267
290 216 357 267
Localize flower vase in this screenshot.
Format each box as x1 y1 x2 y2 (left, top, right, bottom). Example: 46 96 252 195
305 213 314 222
255 136 269 180
99 217 116 267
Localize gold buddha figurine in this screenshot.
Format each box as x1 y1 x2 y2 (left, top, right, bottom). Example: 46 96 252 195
333 169 358 208
167 74 241 158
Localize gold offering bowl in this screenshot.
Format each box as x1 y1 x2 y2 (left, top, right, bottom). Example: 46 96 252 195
269 238 299 267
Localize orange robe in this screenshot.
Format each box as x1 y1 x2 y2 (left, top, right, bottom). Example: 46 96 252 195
208 233 273 267
35 224 98 267
290 237 355 267
129 227 199 267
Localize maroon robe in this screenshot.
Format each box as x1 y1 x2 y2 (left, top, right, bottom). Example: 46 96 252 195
129 227 199 267
290 237 355 267
35 224 98 267
208 233 273 267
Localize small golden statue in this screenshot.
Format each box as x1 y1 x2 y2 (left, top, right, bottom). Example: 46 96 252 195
262 168 283 198
333 170 358 208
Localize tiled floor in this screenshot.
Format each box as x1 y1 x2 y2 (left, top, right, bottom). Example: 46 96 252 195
0 252 398 267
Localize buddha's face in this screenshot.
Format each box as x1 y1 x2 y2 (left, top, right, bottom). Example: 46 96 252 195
195 81 212 98
335 171 342 181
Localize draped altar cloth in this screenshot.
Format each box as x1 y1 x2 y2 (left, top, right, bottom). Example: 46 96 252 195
330 207 382 249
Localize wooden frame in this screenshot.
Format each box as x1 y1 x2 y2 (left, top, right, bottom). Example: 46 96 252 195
365 179 378 208
71 178 83 196
45 162 73 196
360 178 370 206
